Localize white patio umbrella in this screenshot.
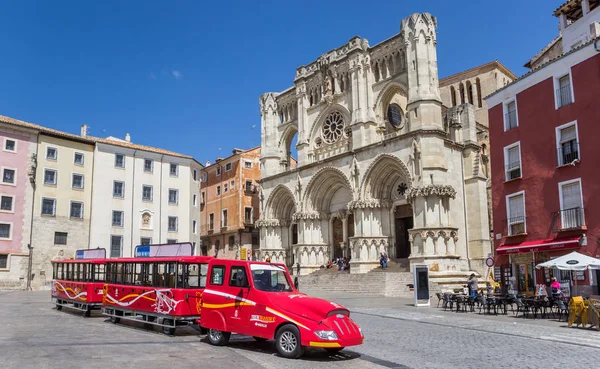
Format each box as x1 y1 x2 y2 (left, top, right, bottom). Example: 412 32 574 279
536 251 600 297
536 251 600 271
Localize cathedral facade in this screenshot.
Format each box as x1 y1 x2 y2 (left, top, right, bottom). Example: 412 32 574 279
257 13 491 283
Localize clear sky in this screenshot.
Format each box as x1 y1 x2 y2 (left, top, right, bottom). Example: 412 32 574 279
0 0 565 163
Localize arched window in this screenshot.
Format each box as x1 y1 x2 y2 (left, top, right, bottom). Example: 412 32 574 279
450 86 457 107
459 83 465 104
476 78 483 108
467 81 474 105
322 111 345 144
387 104 403 128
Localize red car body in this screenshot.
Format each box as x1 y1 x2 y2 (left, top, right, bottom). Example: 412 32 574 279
200 260 363 356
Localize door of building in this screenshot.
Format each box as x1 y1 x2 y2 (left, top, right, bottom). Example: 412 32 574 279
516 263 534 294
395 217 413 259
332 218 344 259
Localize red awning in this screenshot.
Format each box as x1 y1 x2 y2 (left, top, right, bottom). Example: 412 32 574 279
496 236 581 255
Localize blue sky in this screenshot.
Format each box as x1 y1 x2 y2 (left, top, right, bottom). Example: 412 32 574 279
0 0 564 163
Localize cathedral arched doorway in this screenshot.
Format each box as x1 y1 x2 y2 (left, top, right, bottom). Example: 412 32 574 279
304 167 353 261
394 204 413 259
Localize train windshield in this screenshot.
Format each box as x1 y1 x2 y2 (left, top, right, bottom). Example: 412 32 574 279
250 264 293 292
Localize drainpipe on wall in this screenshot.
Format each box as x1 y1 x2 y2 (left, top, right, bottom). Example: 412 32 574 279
129 150 137 256
158 155 164 244
460 145 471 269
595 38 600 51
26 132 40 290
87 143 96 250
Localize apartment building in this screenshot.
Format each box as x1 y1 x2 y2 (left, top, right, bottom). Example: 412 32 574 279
0 115 203 289
200 147 261 260
486 0 600 296
88 129 203 259
0 117 37 288
31 131 96 288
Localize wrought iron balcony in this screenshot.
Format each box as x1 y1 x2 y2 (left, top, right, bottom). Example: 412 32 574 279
557 142 579 166
505 110 517 130
556 84 573 107
553 207 585 231
506 216 526 236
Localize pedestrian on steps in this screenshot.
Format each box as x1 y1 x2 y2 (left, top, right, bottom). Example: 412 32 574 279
380 251 388 270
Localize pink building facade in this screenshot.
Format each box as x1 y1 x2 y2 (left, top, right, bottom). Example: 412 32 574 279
0 122 37 287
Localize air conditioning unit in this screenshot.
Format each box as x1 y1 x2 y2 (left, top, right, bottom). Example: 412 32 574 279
590 22 600 38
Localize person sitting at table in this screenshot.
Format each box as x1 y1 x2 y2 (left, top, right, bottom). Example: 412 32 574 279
467 273 478 299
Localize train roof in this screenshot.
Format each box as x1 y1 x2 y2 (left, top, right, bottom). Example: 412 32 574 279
105 255 214 263
51 259 106 264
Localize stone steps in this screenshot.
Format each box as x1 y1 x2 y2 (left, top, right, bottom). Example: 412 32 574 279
298 270 440 298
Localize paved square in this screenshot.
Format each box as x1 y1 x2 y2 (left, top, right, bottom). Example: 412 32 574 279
1 290 599 369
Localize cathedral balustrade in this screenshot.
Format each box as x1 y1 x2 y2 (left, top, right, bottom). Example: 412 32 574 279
294 244 330 275
256 248 288 265
307 138 351 163
408 227 459 258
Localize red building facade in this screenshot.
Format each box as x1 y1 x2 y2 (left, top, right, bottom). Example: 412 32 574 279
486 42 600 296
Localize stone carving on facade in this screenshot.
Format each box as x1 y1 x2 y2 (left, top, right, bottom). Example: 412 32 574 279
292 211 328 221
28 153 37 185
405 184 457 203
260 92 278 116
348 198 393 210
349 155 360 192
141 212 151 228
294 174 302 203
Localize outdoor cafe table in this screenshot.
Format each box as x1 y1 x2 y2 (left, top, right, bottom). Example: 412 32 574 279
453 294 472 312
485 295 508 315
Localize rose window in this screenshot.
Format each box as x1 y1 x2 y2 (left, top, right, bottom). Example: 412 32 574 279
322 111 345 144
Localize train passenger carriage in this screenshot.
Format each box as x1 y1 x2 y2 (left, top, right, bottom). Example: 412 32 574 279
101 255 212 335
51 249 107 317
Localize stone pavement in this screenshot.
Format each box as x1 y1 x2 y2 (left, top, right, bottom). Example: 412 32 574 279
1 290 600 369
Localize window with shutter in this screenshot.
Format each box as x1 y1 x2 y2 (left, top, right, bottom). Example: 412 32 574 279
560 181 583 229
559 124 578 165
507 194 525 235
505 145 521 180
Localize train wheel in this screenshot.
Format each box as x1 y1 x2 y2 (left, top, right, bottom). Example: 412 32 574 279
162 319 176 336
82 306 91 318
275 324 304 359
207 329 230 346
56 304 63 311
110 311 121 324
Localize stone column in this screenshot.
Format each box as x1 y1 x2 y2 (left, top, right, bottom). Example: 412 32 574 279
364 57 375 122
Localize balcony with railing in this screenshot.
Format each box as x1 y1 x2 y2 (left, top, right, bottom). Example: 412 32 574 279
506 216 526 236
553 207 586 231
557 142 579 166
505 110 517 130
505 162 521 181
556 84 573 107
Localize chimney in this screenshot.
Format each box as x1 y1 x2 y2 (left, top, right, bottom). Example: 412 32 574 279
80 124 87 137
125 133 131 142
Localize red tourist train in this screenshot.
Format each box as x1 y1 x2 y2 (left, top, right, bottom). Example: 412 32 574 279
100 243 211 335
51 243 365 358
51 248 107 317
